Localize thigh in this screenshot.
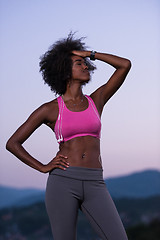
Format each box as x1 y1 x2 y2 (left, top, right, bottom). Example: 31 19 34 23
81 180 128 240
45 175 81 240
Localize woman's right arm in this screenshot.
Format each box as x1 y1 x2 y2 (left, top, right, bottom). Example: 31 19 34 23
6 103 69 173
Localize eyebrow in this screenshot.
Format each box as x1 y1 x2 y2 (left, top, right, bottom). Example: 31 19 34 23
73 59 82 62
73 59 85 63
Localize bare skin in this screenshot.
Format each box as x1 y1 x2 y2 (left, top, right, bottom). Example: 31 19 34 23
6 51 131 173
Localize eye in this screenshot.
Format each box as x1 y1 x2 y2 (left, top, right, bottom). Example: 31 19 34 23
84 60 87 66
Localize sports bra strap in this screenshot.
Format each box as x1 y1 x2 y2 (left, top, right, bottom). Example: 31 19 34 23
85 95 101 121
57 96 64 143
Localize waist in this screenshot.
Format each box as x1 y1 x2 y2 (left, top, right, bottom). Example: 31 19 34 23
49 166 103 181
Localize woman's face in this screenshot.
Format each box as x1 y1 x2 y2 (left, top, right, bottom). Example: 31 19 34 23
71 55 90 83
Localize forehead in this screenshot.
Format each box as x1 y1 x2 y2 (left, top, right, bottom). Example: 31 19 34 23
72 55 85 63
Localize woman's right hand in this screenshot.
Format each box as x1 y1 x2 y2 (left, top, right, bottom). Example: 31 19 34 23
72 50 90 58
41 154 69 173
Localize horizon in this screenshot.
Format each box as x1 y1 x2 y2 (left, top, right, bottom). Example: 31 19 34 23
1 168 159 190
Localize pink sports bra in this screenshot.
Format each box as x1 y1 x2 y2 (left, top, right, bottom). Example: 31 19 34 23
54 95 101 143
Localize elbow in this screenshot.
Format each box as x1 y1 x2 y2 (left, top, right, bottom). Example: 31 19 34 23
6 138 13 152
125 59 132 71
119 59 132 72
6 138 17 153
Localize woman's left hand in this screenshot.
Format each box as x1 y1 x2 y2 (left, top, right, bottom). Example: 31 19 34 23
72 50 90 58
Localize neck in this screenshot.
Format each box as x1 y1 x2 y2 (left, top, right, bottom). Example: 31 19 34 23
63 82 84 101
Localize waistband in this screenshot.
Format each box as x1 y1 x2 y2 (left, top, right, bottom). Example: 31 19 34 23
49 166 103 181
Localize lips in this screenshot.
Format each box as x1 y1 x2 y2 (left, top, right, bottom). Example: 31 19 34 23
83 70 89 75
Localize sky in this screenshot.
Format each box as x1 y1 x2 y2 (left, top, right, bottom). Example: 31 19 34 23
0 0 160 189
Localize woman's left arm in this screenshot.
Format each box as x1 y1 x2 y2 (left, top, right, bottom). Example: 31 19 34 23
72 50 131 115
90 52 131 114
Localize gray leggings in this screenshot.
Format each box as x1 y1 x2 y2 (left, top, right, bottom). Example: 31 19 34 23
45 167 128 240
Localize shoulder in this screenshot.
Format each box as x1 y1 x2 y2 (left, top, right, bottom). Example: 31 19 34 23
40 98 58 112
28 98 59 123
38 98 59 126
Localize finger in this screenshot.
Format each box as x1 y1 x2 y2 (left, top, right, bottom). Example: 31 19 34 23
54 163 68 170
55 156 69 164
58 166 67 171
72 50 78 54
57 154 68 159
59 160 70 167
72 50 82 56
54 159 69 167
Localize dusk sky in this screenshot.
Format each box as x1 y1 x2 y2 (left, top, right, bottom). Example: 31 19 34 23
1 0 160 189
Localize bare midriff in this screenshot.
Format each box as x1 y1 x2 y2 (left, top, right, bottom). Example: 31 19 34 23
57 135 102 169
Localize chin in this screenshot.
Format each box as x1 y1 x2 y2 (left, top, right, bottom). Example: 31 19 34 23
82 79 90 86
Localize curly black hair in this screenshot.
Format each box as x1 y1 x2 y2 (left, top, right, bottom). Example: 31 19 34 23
39 33 96 95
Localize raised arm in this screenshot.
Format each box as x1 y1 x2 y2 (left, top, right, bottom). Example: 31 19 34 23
72 50 131 116
90 52 131 113
6 103 69 173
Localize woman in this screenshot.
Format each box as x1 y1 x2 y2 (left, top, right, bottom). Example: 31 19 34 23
6 33 131 240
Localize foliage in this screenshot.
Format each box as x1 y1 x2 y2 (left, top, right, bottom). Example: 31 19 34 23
0 196 160 240
127 219 160 240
